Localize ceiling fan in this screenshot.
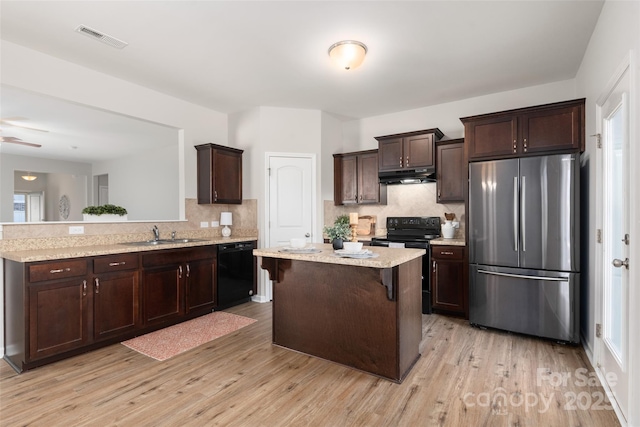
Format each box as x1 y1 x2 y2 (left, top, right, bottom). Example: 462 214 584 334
0 117 47 148
0 136 42 148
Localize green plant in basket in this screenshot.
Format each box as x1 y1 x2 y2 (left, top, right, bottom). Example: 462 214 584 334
81 204 128 216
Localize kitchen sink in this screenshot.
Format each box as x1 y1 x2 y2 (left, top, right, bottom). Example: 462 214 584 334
120 238 209 246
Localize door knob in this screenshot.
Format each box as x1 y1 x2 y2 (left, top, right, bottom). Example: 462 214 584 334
305 233 310 237
612 258 629 269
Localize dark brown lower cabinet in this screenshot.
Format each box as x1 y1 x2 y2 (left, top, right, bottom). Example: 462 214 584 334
93 253 140 341
186 256 216 313
142 262 184 326
4 244 219 373
28 278 90 361
141 246 216 326
431 245 468 318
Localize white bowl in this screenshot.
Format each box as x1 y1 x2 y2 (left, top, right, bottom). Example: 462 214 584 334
289 238 307 248
342 242 363 252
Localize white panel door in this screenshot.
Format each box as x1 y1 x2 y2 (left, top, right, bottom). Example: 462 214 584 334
268 155 314 247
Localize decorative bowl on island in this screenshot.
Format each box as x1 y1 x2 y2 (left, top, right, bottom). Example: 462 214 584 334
342 242 363 252
289 238 307 248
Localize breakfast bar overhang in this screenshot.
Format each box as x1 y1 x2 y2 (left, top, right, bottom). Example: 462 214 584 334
253 244 425 383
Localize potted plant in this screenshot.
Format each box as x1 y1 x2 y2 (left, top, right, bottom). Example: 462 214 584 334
323 215 352 249
82 204 128 222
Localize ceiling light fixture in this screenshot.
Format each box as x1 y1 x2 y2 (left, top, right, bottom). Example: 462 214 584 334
21 173 37 181
328 40 367 70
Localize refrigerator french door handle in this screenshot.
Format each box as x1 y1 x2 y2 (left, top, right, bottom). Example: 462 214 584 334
521 175 526 252
477 269 569 282
513 176 519 252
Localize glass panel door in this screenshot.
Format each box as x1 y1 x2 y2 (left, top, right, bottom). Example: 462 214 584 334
599 60 630 420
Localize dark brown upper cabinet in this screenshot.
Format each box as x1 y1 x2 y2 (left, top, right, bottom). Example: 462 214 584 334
375 128 444 173
436 139 465 203
195 143 243 204
333 149 387 206
461 98 585 161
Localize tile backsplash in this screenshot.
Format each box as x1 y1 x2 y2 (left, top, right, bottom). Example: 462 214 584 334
0 199 258 251
324 183 465 239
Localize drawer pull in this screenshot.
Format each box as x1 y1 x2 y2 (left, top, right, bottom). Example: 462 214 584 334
50 267 71 274
109 261 126 267
441 251 454 255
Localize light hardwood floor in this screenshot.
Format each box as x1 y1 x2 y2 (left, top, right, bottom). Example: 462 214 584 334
0 302 620 426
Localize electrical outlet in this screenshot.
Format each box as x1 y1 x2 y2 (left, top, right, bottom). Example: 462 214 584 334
211 221 220 227
200 221 209 228
69 226 84 235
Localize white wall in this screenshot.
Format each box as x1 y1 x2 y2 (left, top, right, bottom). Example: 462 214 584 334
575 1 640 425
320 112 344 202
93 144 179 221
44 173 87 221
1 41 229 205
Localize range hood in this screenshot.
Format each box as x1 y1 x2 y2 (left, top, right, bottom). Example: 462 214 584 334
379 166 436 185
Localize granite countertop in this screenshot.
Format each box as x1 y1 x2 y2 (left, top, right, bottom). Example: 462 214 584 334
430 237 466 246
1 236 258 263
254 243 424 269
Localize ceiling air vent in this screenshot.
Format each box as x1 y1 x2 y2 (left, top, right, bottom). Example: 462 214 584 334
75 25 128 49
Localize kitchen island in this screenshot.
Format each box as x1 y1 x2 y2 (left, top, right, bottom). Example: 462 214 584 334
254 244 424 383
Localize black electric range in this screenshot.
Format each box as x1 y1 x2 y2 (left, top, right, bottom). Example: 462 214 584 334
370 216 441 314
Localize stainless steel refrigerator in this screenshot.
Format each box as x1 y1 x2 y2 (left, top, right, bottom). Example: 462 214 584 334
468 153 580 343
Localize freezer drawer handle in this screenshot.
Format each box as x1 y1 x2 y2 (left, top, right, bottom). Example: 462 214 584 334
513 176 519 252
520 175 526 252
477 269 569 282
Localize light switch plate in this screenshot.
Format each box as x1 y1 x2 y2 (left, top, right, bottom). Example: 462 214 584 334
211 221 219 227
200 221 209 228
69 226 84 234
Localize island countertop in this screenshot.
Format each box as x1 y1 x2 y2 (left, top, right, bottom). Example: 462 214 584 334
253 244 424 269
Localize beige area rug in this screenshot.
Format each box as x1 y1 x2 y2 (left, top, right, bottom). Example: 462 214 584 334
122 312 256 361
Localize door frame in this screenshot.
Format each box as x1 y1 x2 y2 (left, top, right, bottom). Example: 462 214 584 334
259 152 318 302
593 50 639 426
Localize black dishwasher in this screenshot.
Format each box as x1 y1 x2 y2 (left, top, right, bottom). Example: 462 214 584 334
217 241 256 309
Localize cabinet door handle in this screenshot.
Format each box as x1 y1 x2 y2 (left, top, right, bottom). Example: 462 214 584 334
186 264 190 278
108 261 126 267
94 277 100 294
178 265 183 279
513 139 517 152
432 260 436 273
82 280 87 297
50 267 71 274
399 157 403 168
405 156 409 167
214 190 218 202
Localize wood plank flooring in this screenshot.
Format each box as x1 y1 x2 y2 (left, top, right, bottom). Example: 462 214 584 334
0 302 620 426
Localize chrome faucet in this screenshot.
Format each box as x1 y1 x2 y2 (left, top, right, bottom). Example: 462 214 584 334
152 225 160 241
171 231 176 240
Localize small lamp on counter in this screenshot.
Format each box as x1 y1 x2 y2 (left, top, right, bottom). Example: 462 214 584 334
220 212 232 237
349 212 359 242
